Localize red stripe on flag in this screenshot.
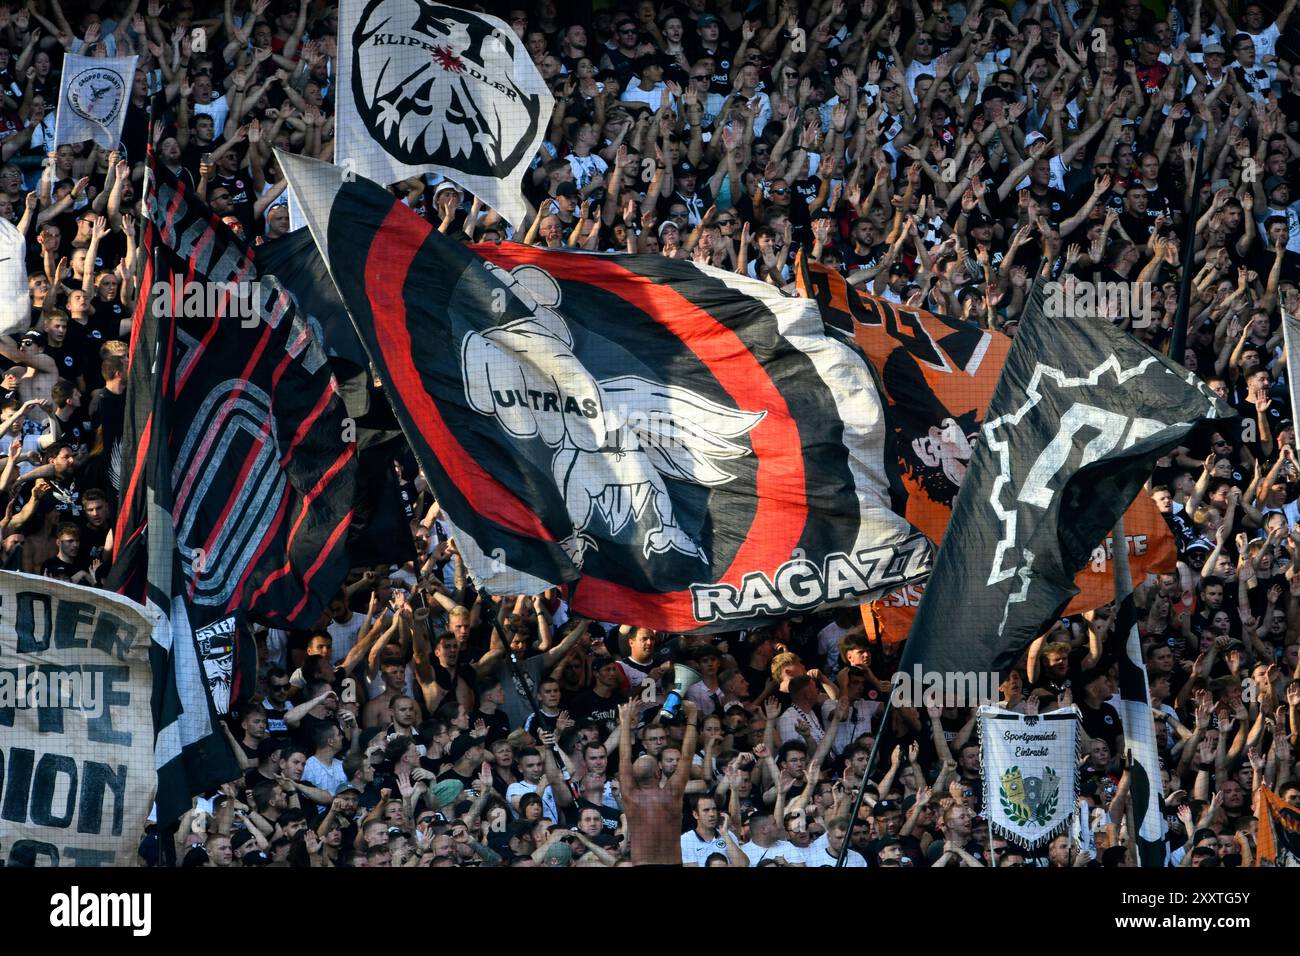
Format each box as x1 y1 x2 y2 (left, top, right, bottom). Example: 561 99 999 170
365 207 556 543
477 245 807 631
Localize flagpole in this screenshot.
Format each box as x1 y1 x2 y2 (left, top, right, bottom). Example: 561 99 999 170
1124 750 1140 866
835 695 892 867
477 587 576 798
1167 139 1205 362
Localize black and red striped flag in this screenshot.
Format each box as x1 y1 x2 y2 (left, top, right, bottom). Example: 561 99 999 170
281 152 930 633
110 159 358 823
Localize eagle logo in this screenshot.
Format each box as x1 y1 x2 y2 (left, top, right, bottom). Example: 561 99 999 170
351 0 543 177
67 68 125 125
461 264 765 569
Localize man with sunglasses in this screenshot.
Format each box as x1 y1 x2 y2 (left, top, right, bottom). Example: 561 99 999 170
601 17 642 82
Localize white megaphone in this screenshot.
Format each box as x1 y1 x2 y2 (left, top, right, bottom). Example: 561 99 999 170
659 663 703 722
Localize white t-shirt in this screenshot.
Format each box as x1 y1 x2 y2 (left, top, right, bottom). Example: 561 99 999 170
327 613 366 666
680 828 729 865
740 838 800 866
302 755 347 797
1244 22 1282 60
193 94 231 139
817 621 850 673
1256 200 1300 254
506 780 560 823
566 152 608 190
804 833 866 867
621 82 671 113
776 704 826 746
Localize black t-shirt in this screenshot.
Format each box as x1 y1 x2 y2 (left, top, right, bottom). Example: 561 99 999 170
89 298 128 339
1078 699 1122 752
468 707 511 744
40 554 82 579
566 687 624 738
49 411 92 459
44 340 84 384
211 169 257 231
16 474 82 529
80 515 111 559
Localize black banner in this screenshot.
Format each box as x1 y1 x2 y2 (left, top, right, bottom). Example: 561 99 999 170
902 280 1230 677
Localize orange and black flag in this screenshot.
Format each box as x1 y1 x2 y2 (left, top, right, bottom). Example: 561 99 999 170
795 256 1179 644
1256 786 1300 866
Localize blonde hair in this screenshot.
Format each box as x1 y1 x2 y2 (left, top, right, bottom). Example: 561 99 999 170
770 651 800 681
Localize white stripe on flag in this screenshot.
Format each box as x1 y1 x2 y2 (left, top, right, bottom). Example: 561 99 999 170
1111 512 1168 866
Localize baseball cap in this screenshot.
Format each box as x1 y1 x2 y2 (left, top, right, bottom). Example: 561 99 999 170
433 179 462 196
1210 178 1233 193
334 780 362 795
873 799 901 816
697 14 719 27
1024 130 1047 148
658 219 680 237
555 181 579 198
889 262 910 276
19 330 45 347
1203 42 1225 54
1264 175 1288 194
543 841 573 866
675 161 696 177
967 211 995 227
447 734 479 763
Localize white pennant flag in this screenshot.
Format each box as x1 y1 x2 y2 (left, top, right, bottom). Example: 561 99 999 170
979 706 1082 849
53 53 137 150
0 218 28 338
335 0 553 228
1284 308 1300 423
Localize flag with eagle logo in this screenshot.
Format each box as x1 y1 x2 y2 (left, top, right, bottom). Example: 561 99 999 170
335 0 552 228
279 152 932 633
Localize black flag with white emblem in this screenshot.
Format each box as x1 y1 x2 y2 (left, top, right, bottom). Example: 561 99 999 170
901 280 1231 678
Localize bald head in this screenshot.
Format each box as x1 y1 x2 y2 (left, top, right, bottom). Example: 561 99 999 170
632 754 659 786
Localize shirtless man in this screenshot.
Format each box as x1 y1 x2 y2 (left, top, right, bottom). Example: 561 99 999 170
0 330 57 402
618 696 698 865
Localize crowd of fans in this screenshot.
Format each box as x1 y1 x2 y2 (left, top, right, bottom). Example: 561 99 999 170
7 0 1300 867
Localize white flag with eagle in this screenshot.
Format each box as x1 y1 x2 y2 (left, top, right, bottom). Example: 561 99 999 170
336 0 552 228
53 53 137 150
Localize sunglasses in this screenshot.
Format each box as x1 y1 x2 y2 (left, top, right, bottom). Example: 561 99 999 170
717 218 737 225
771 187 789 194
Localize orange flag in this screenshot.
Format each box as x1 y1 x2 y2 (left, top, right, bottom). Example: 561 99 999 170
796 258 1177 644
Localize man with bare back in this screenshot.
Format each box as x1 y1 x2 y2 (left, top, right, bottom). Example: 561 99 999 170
0 329 57 402
618 696 698 865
